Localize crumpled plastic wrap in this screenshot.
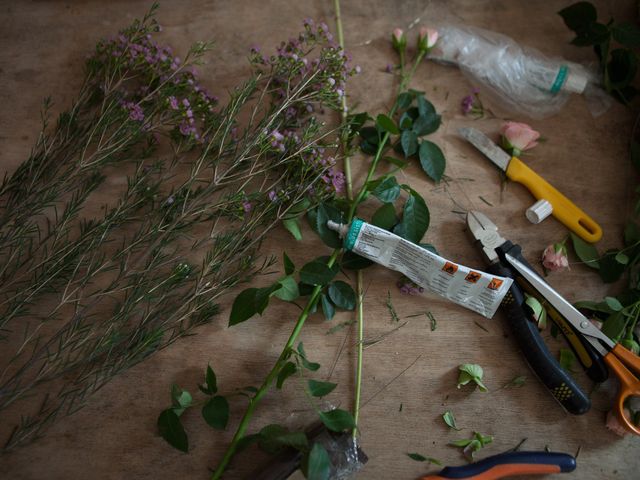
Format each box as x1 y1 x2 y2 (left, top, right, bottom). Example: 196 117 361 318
315 427 367 479
428 23 611 118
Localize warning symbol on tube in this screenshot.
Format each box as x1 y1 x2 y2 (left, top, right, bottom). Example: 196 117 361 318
465 271 482 284
442 262 458 276
487 278 504 290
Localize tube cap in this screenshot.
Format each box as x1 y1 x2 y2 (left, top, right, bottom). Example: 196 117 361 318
526 199 553 224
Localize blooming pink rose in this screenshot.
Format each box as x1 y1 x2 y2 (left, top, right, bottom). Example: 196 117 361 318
499 121 540 157
418 27 438 51
541 243 569 272
606 409 630 437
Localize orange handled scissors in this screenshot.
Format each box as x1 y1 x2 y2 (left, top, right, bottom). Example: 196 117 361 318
504 252 640 434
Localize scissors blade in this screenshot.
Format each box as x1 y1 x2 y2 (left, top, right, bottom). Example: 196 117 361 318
503 253 614 354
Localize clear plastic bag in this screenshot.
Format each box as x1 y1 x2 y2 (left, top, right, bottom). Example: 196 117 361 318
428 23 610 118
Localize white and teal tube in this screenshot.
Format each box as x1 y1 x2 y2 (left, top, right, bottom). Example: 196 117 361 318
328 219 512 318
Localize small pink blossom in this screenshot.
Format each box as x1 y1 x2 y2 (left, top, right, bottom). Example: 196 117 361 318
418 27 438 52
242 200 252 213
499 122 540 157
542 243 569 272
606 409 630 437
391 28 406 53
397 276 424 295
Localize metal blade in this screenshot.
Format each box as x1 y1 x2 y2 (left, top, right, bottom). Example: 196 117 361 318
504 253 613 354
466 211 505 263
459 127 511 172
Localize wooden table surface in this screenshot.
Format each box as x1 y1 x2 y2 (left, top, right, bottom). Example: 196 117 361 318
0 0 638 478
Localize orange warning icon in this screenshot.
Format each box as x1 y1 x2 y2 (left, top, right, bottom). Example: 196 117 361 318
487 278 504 290
442 262 458 276
465 271 482 284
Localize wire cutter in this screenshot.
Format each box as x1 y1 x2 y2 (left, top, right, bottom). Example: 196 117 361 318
466 211 631 421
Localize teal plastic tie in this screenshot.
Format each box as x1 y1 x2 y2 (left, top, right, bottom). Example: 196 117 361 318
550 65 568 94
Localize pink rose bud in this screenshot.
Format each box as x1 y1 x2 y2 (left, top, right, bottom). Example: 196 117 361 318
541 243 569 272
392 28 406 53
606 409 630 437
418 27 438 52
499 121 540 157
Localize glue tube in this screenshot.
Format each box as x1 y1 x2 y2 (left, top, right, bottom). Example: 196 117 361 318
328 219 512 318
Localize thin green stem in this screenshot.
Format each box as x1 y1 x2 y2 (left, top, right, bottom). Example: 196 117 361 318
210 250 339 480
352 269 364 437
333 0 365 440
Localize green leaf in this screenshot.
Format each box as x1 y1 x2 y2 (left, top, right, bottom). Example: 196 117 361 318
395 92 413 110
236 433 261 453
158 409 189 452
395 190 430 243
202 395 229 430
614 252 629 265
328 281 357 310
171 385 192 415
442 410 461 430
418 141 446 182
503 375 527 388
320 293 335 321
399 108 419 131
258 425 309 454
308 379 337 397
297 341 321 371
273 275 300 301
228 289 259 326
412 114 441 136
570 22 609 46
283 197 311 219
371 176 400 203
407 453 442 464
417 95 436 118
602 310 628 341
449 438 473 447
604 296 624 311
399 115 413 130
283 217 303 241
276 361 297 389
570 232 600 269
300 260 337 286
401 130 418 157
608 48 638 89
407 453 427 461
371 203 398 231
229 287 274 326
457 364 488 392
376 113 400 135
559 348 577 373
574 299 617 314
283 252 295 275
558 2 597 33
341 251 374 270
383 156 409 169
598 250 626 283
304 443 331 480
358 126 380 145
612 22 640 47
199 365 217 395
319 409 356 432
309 203 344 248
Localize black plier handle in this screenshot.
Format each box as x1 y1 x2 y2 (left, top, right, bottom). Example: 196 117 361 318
492 241 591 415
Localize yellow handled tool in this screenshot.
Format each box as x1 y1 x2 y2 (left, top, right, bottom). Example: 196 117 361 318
459 128 602 243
